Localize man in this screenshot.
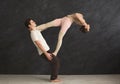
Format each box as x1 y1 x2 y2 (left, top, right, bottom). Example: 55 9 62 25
24 19 60 82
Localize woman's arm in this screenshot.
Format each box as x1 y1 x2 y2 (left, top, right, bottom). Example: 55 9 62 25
75 13 90 32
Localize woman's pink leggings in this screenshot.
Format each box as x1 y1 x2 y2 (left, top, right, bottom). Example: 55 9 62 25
52 17 73 34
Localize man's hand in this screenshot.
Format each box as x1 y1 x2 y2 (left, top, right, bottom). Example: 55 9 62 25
45 52 53 61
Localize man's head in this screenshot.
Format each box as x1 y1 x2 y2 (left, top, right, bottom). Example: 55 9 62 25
24 18 37 30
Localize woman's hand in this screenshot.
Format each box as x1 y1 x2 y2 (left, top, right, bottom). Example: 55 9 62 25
85 24 90 32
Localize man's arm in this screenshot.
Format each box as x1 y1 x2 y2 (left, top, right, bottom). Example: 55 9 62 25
34 40 52 61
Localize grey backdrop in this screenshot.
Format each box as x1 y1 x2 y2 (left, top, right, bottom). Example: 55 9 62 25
0 0 120 74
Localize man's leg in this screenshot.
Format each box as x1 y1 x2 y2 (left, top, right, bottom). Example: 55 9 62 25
41 51 60 82
50 54 60 81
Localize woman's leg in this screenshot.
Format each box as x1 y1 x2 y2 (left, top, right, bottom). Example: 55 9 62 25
53 17 73 56
36 18 62 31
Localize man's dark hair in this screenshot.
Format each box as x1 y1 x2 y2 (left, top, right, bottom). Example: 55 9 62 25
80 26 87 33
24 18 32 28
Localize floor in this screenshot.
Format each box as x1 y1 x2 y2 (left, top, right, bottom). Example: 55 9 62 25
0 75 120 84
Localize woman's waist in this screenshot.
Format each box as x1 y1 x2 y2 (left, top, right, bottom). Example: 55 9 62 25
64 15 74 22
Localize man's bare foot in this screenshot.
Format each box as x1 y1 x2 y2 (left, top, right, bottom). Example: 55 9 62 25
50 79 61 82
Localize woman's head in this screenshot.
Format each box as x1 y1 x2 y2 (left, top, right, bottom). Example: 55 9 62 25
80 26 87 33
80 24 90 33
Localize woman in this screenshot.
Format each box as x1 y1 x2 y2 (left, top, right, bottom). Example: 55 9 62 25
36 13 90 56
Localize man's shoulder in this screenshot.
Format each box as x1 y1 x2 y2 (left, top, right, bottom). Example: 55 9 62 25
30 30 37 35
